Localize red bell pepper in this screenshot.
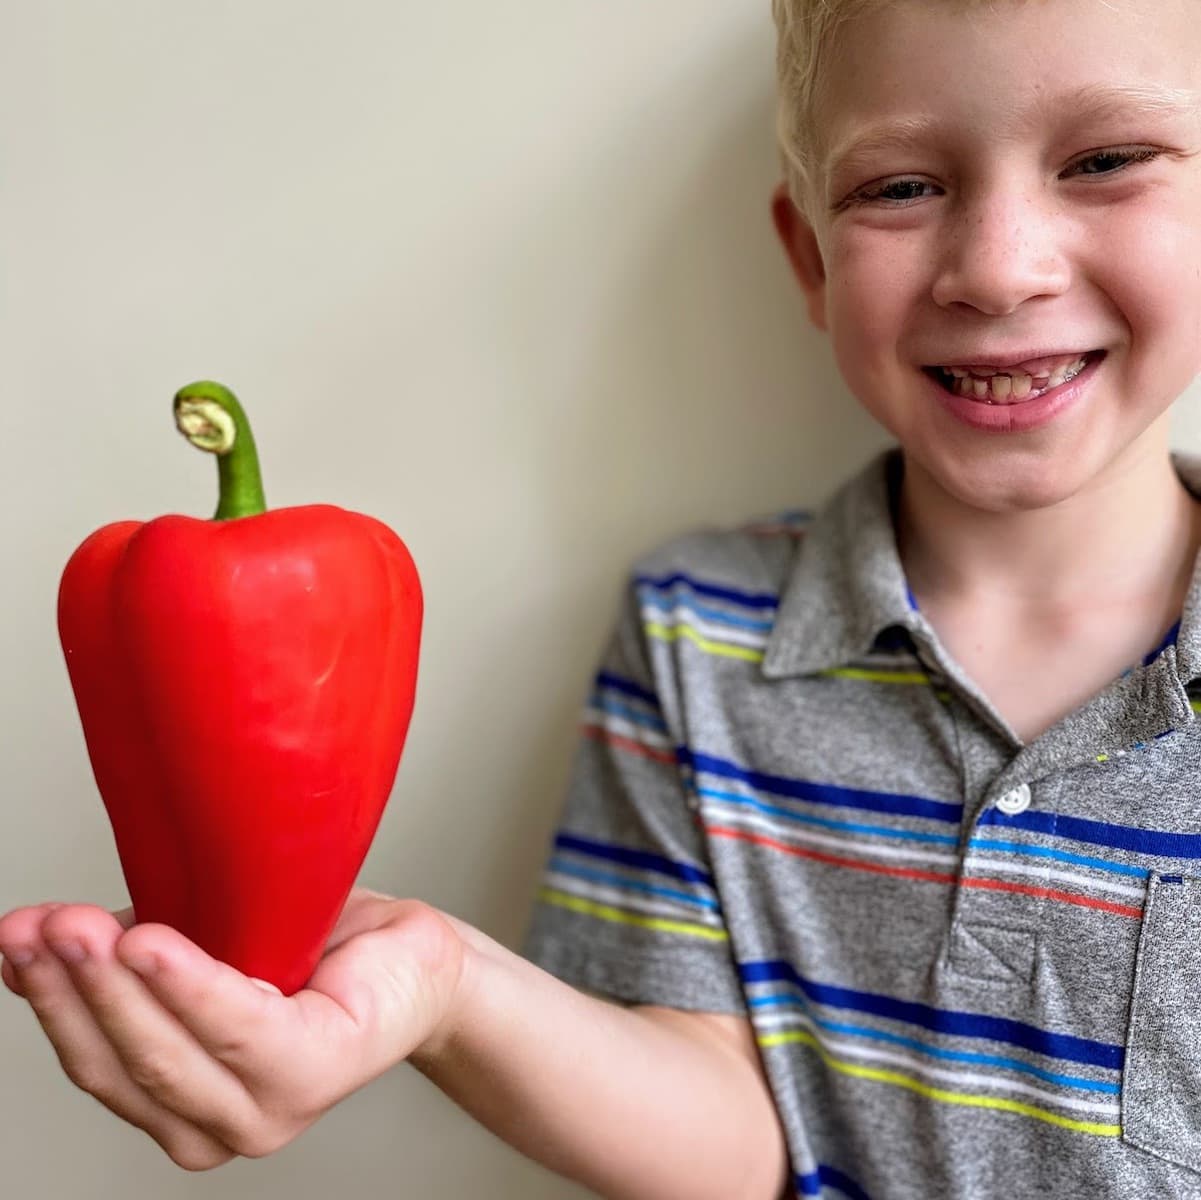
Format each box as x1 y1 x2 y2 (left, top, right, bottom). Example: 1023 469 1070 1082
57 380 422 995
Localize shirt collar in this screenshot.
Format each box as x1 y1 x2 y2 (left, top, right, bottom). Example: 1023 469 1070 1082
763 447 1201 685
762 448 919 678
1168 451 1201 683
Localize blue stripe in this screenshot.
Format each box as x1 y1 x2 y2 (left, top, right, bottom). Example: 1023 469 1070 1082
681 748 963 825
637 589 774 633
796 1166 874 1200
751 507 813 526
634 571 779 611
589 694 669 733
741 961 1123 1070
596 670 659 709
1143 619 1181 666
699 786 960 846
798 1171 823 1197
554 832 715 888
750 993 1119 1093
967 837 1149 879
979 806 1201 859
819 1165 874 1200
547 856 720 912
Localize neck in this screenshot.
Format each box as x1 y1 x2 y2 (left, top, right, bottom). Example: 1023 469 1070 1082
896 433 1201 616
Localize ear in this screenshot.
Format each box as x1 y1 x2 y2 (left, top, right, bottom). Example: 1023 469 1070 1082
770 180 828 333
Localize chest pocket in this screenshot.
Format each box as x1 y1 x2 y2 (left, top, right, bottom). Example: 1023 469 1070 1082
1124 871 1201 1172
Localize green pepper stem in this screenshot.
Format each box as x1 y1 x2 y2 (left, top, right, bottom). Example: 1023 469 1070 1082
173 381 267 521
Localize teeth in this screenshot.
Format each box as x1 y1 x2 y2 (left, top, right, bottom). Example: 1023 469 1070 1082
946 355 1088 403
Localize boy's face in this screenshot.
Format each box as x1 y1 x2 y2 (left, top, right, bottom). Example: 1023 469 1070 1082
773 0 1201 513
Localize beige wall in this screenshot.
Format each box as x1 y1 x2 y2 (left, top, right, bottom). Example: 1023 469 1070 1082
3 4 1200 1198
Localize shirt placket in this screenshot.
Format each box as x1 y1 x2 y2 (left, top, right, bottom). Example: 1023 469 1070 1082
944 708 1046 988
904 627 1054 989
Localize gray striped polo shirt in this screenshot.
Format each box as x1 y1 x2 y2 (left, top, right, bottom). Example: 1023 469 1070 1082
521 447 1201 1200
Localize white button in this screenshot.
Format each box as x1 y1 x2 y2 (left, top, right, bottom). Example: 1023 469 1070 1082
996 784 1031 816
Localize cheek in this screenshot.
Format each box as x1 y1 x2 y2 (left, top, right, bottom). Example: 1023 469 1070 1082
824 232 924 389
1096 205 1201 367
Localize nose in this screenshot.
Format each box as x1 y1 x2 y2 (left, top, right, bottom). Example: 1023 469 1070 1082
930 184 1071 315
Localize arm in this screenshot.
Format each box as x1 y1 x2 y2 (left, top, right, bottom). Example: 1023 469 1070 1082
0 891 788 1200
415 913 789 1200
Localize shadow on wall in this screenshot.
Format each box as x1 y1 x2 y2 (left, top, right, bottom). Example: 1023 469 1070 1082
477 43 892 947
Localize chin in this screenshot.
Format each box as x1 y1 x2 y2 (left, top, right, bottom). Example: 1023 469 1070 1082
960 478 1079 514
915 452 1093 515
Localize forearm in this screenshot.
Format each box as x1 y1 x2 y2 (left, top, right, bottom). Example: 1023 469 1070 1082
410 917 786 1200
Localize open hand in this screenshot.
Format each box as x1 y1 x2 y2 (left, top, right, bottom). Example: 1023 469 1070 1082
0 889 467 1169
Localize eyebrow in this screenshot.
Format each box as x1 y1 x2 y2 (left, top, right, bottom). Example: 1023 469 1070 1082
823 84 1201 179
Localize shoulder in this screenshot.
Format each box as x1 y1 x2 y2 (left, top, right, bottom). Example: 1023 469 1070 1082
625 506 811 603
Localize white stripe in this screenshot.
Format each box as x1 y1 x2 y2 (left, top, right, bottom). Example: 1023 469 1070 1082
639 604 769 650
700 796 1143 904
542 872 724 928
700 799 959 869
639 581 779 618
582 710 672 751
754 1012 1120 1117
964 855 1146 902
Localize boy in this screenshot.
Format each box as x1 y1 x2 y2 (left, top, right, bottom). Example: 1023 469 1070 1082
5 0 1201 1195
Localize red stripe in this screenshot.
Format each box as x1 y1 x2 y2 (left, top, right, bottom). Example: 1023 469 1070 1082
581 723 677 766
706 825 1142 919
959 874 1142 918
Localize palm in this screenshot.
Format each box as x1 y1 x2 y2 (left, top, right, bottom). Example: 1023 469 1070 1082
0 886 464 1169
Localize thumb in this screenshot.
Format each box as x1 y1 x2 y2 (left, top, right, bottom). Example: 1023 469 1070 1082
308 899 468 1069
320 887 406 956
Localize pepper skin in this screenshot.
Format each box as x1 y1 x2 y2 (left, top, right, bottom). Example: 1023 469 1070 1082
56 381 421 995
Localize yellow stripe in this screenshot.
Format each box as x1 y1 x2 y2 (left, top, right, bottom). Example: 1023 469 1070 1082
644 622 765 663
820 667 931 685
1191 698 1201 713
759 1029 1120 1138
644 625 944 682
641 626 946 707
538 888 729 942
822 667 950 702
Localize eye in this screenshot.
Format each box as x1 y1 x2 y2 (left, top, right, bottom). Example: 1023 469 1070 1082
841 177 939 208
1063 147 1163 178
835 146 1165 213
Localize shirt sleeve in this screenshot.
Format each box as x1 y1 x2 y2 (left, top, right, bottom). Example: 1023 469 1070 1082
519 569 745 1013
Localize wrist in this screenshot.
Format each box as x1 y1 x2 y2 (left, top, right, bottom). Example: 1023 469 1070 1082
406 908 487 1074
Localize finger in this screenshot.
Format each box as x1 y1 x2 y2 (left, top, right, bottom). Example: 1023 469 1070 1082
0 903 75 997
107 893 439 1114
0 909 235 1169
1 904 132 996
112 917 329 1133
39 907 267 1150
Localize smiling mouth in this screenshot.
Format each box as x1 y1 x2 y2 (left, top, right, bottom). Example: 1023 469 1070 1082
923 350 1106 404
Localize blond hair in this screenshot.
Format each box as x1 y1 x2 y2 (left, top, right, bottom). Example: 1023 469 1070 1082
771 0 878 217
771 0 994 218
